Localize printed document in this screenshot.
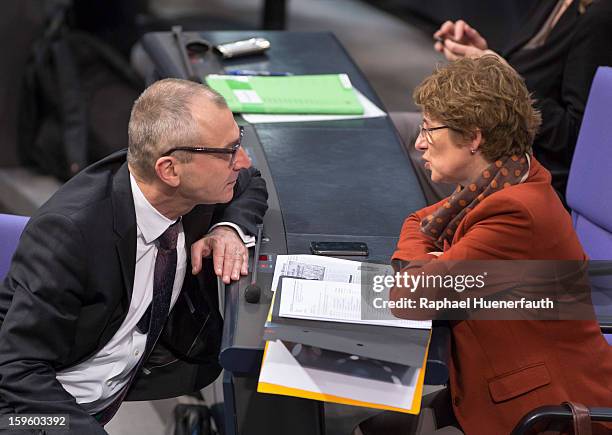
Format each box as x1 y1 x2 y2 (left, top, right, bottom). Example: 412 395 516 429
271 254 391 292
279 277 430 330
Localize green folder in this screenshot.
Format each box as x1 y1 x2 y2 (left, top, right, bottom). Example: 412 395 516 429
205 73 364 115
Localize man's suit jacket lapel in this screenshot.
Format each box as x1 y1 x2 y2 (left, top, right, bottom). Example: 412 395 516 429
182 206 215 257
108 162 216 299
111 163 137 301
501 1 573 58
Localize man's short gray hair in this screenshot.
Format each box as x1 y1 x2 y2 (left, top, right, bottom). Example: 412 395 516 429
127 78 227 180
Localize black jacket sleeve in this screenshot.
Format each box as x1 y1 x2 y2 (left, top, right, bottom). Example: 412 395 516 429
211 166 268 236
153 166 267 365
532 1 612 164
0 213 107 435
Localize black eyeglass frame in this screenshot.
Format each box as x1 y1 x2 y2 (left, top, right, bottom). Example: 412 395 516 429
161 126 244 166
418 124 450 144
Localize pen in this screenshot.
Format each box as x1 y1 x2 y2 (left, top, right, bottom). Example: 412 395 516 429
434 36 458 44
224 69 293 76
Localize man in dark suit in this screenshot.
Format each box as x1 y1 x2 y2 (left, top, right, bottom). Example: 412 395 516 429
0 78 268 434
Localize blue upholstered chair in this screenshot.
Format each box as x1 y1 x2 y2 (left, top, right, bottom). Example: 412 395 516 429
513 66 612 435
0 213 29 279
566 66 612 345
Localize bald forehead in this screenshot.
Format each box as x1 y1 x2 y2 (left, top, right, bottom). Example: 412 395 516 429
190 95 231 124
189 97 236 144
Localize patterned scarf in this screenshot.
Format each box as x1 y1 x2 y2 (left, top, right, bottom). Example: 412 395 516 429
421 154 530 250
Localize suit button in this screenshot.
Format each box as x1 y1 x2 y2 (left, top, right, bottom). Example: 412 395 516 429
453 396 461 406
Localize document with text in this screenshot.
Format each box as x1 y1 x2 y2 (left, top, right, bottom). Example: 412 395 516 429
278 277 430 330
271 254 391 292
259 254 431 414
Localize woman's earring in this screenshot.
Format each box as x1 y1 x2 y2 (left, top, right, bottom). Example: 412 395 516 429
470 149 477 155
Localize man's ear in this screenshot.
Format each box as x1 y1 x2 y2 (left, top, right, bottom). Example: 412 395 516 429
154 157 181 188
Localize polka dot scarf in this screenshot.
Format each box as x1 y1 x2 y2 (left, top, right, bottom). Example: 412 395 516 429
421 154 531 250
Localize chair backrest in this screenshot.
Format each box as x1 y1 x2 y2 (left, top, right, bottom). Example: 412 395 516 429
566 66 612 344
567 67 612 259
0 213 29 279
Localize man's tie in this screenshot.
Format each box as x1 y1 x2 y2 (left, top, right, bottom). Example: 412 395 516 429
96 221 180 425
137 220 180 350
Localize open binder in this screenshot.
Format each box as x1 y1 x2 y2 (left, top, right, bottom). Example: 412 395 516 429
258 276 431 414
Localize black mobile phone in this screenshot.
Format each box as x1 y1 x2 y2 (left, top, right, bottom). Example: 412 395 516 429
310 241 369 256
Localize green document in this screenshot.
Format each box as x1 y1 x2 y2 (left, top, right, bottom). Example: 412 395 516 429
205 74 364 115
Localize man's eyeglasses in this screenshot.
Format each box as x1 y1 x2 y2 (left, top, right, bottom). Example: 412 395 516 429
418 124 450 144
161 126 245 167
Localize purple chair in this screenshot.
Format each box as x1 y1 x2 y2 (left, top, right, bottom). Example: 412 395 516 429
566 66 612 345
567 66 612 260
513 67 612 435
0 213 29 279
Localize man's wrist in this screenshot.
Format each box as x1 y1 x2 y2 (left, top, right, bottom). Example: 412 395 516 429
209 222 256 247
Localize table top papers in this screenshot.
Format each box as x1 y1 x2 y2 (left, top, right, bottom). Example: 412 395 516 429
271 255 430 330
205 74 364 115
258 254 431 414
258 339 428 413
271 254 390 292
278 277 428 330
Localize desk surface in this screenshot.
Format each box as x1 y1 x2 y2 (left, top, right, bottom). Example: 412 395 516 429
141 28 431 372
199 32 429 373
209 31 426 259
143 31 426 262
141 30 436 435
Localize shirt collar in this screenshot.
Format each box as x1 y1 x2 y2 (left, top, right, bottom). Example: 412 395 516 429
519 153 531 184
129 172 177 244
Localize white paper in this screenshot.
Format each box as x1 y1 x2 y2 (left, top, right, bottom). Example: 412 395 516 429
259 339 421 411
271 254 392 293
240 89 387 123
338 73 353 89
233 89 262 104
279 278 430 330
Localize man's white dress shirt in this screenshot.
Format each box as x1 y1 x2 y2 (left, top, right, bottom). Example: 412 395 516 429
56 174 187 413
56 172 255 413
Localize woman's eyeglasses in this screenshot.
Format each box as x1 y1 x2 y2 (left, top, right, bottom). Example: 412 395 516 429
418 124 450 144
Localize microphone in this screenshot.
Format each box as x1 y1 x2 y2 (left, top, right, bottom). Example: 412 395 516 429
244 224 264 304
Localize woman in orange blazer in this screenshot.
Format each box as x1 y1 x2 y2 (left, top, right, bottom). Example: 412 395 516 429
364 56 612 435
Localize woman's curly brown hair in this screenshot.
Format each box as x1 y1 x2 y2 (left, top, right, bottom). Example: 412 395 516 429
413 55 542 161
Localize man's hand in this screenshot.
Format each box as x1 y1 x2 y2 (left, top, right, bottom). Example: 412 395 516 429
440 39 487 61
434 20 488 51
436 37 508 66
191 226 249 284
434 20 491 61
